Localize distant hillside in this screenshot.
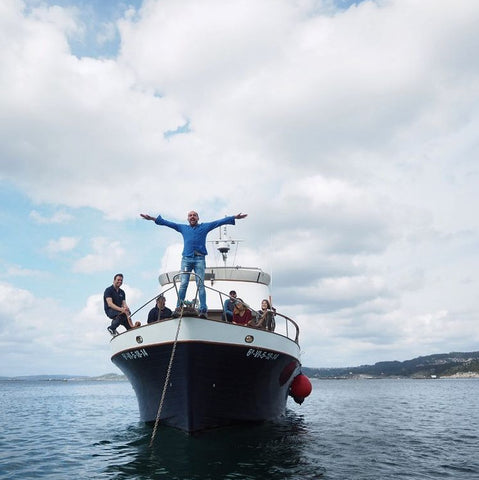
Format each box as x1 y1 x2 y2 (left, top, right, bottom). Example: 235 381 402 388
303 351 479 379
0 373 126 382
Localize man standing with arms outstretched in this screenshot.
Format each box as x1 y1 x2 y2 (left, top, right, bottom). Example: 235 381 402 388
140 211 247 318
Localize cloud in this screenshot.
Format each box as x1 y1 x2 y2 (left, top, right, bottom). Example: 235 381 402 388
3 264 46 278
45 236 80 255
72 237 126 273
2 0 478 223
30 210 73 224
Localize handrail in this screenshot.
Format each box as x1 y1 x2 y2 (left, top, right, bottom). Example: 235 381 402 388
130 272 300 344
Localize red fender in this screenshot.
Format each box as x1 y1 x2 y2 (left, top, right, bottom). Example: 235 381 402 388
290 373 312 405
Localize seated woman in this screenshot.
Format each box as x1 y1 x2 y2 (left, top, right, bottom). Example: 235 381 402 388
232 299 253 326
255 299 276 331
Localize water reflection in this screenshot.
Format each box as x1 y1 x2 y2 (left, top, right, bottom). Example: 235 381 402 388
102 412 325 480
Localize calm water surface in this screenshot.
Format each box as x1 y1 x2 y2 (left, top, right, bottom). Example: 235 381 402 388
0 378 478 479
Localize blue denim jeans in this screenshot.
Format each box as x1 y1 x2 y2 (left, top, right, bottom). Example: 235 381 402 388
178 256 207 312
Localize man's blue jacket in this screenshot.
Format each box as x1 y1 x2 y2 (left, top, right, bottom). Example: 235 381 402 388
155 215 236 257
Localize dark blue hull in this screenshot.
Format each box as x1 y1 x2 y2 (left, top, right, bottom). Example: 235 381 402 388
111 340 300 432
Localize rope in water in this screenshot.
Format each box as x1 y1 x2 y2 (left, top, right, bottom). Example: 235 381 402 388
149 306 184 446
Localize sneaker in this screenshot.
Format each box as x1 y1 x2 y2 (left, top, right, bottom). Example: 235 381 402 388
198 312 208 319
107 326 117 336
171 308 181 318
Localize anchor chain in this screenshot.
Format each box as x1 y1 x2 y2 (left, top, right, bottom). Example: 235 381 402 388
149 306 184 446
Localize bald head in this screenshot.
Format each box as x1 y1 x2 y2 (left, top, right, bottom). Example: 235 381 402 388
188 211 199 226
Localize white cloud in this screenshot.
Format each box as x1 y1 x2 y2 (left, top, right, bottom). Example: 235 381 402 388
30 210 73 224
3 264 46 278
45 236 79 254
72 237 126 273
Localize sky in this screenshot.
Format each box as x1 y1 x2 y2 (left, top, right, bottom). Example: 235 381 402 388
1 0 478 377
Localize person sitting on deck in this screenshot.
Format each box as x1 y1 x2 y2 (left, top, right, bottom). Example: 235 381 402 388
255 298 276 331
104 273 137 335
232 299 253 326
147 295 173 323
223 290 237 322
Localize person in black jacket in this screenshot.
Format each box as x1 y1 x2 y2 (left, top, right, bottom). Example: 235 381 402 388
147 295 173 323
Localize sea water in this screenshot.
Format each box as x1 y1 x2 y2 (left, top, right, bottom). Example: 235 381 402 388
0 378 478 479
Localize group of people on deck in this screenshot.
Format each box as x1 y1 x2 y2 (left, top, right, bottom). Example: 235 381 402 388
223 290 275 331
103 209 275 335
104 275 276 336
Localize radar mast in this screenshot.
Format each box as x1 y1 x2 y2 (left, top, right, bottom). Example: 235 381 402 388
210 225 241 267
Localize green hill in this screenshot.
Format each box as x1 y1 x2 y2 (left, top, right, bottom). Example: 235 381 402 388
303 351 479 379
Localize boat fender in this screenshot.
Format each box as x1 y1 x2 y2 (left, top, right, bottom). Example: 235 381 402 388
289 373 312 405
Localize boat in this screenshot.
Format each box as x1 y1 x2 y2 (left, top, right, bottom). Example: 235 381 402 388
109 229 311 432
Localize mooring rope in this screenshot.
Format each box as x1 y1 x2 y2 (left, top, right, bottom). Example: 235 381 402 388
149 306 184 446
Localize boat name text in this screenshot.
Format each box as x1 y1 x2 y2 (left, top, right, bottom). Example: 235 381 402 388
121 349 149 360
246 348 279 360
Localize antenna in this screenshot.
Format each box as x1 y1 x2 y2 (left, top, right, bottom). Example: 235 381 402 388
209 225 241 267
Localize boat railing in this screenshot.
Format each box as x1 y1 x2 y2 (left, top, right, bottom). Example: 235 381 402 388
129 272 300 344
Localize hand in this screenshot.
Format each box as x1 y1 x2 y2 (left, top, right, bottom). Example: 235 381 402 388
235 213 248 219
140 213 155 221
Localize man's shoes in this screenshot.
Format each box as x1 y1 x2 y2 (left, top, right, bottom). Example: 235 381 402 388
107 326 117 336
198 312 208 319
172 308 182 318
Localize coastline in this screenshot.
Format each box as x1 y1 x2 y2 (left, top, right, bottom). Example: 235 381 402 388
3 372 479 382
